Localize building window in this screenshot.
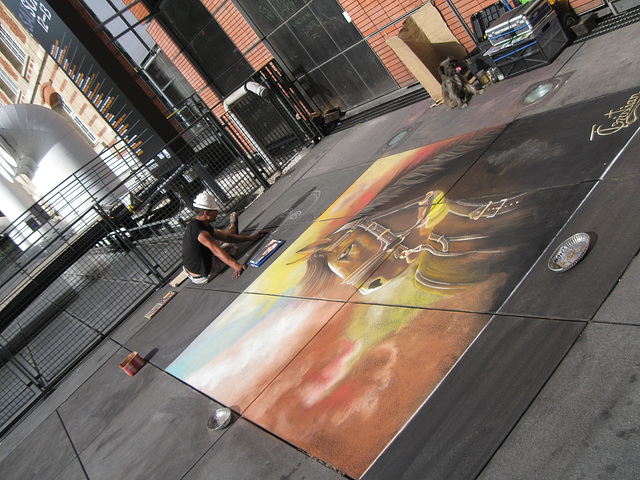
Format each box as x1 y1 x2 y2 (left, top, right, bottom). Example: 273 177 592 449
0 23 27 71
60 99 98 144
142 49 195 107
0 143 17 183
0 66 20 102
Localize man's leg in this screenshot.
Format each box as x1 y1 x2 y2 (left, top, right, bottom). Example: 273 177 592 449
220 212 238 235
207 244 239 281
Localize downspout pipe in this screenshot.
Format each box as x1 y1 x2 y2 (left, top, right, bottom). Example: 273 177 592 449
223 82 274 187
223 81 269 111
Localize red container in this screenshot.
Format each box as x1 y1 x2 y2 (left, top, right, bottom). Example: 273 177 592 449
120 352 146 376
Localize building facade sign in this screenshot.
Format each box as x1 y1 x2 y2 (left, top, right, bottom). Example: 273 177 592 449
5 0 164 161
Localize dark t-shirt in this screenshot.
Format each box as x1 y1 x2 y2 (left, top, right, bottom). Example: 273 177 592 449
182 219 215 276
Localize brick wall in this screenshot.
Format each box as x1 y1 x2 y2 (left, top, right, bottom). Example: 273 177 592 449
434 0 477 51
127 0 605 107
0 5 27 42
342 0 424 87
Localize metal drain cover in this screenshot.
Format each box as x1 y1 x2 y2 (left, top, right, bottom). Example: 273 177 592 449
207 407 232 430
521 78 562 107
548 233 590 272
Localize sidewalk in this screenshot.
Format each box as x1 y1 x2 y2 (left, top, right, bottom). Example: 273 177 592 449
1 18 639 480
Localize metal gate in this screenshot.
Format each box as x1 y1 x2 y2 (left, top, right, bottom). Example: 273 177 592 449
221 61 322 175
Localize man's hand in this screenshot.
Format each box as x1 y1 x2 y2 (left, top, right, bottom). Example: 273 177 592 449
232 263 246 280
252 230 268 241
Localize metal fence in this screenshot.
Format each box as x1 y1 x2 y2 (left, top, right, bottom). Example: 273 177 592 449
0 66 321 436
222 62 322 171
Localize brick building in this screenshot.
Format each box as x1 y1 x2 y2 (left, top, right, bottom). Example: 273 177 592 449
0 2 118 155
116 0 603 117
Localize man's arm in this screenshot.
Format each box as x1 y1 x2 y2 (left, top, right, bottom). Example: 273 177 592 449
197 230 246 279
213 229 268 244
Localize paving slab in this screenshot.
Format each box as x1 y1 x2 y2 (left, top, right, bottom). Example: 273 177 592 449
598 113 640 180
500 175 640 320
448 88 640 200
125 289 239 369
58 347 170 452
252 164 373 226
477 322 640 480
62 359 222 479
299 102 432 177
110 283 177 344
183 418 344 480
529 22 640 114
167 294 345 412
355 182 592 312
242 306 490 479
53 456 87 480
0 338 120 464
363 316 585 480
0 412 76 480
594 254 640 325
318 129 500 218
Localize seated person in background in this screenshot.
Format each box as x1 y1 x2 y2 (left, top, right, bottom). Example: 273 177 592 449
182 192 267 283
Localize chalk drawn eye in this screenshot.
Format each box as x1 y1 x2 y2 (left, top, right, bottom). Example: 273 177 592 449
338 244 352 260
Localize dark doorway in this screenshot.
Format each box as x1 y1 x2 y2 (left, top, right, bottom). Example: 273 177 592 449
235 0 398 111
158 0 255 96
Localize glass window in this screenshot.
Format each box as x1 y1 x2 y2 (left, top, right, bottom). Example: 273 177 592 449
0 24 27 69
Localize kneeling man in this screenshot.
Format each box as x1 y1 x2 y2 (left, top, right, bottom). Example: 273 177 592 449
182 192 266 282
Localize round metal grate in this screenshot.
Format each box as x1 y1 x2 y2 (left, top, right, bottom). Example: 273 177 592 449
521 79 562 106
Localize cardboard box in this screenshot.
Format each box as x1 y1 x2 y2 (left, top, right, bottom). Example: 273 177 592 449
387 4 468 102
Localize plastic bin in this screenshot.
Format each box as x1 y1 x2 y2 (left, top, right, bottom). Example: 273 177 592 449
471 2 511 41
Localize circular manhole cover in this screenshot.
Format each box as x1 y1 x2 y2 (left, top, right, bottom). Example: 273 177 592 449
521 79 562 106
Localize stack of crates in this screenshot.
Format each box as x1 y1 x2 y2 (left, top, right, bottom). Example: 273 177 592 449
485 0 553 46
470 1 511 43
484 0 569 78
465 1 512 74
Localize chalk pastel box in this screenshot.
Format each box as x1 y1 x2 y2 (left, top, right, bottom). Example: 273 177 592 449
250 239 284 267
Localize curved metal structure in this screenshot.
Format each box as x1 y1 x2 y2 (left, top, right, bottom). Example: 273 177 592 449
0 104 125 246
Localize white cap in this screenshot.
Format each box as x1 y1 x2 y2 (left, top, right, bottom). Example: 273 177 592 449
193 192 219 211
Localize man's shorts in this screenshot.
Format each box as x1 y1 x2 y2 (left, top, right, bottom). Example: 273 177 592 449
184 244 238 284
